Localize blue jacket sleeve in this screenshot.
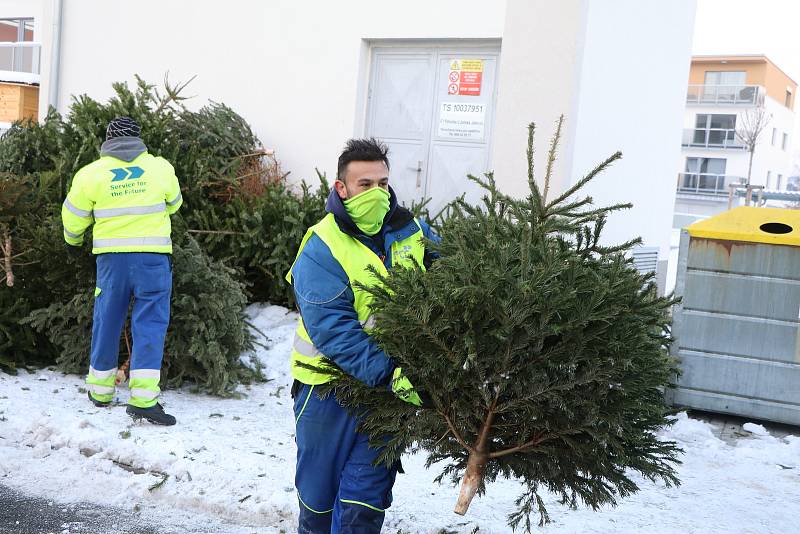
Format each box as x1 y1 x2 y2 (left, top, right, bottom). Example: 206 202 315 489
291 233 395 387
417 218 441 268
417 219 441 244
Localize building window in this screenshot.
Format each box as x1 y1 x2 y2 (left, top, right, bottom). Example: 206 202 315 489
704 71 746 86
0 18 35 73
777 174 783 190
692 114 738 148
783 133 789 151
766 171 772 188
0 18 33 41
786 89 793 109
679 157 728 194
702 71 748 103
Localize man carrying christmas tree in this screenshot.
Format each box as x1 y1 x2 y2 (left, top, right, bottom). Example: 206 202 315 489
61 116 182 426
286 138 437 533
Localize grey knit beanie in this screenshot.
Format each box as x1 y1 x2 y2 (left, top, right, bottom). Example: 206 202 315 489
106 116 141 140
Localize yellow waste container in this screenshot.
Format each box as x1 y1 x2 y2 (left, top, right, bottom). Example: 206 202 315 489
669 207 800 425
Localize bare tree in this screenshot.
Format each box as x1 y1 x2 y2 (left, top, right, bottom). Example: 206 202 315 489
736 106 771 186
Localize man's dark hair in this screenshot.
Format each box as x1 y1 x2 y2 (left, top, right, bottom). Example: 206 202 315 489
337 138 390 181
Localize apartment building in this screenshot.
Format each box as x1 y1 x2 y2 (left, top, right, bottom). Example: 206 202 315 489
0 17 38 124
675 55 797 219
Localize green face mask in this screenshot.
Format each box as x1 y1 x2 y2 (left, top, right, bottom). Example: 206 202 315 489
343 187 391 236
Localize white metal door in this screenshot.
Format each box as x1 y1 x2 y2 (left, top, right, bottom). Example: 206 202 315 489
366 45 499 214
366 51 436 207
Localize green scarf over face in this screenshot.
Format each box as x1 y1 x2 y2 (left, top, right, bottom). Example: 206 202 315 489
343 187 391 236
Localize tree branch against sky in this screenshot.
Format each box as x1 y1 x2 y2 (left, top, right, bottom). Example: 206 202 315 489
735 106 771 185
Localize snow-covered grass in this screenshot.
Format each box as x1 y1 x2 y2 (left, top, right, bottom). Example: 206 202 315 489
1 304 799 533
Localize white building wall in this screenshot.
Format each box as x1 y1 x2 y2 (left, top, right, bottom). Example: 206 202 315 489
570 0 697 279
489 0 588 199
759 96 794 188
3 0 698 292
32 0 507 186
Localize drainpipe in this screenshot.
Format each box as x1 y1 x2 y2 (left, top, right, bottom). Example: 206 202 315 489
47 0 63 112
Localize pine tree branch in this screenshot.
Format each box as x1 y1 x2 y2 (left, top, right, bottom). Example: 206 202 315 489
432 427 452 447
490 428 587 459
418 322 462 364
526 122 537 197
564 202 633 220
153 73 196 115
545 196 594 216
187 229 247 236
592 237 642 255
440 408 474 454
525 123 545 220
545 151 622 211
489 433 546 459
542 115 564 205
476 396 499 453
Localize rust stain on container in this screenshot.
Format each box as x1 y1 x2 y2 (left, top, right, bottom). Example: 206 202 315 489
690 238 735 269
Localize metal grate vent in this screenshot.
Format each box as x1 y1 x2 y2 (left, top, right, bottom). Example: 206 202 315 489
631 246 659 274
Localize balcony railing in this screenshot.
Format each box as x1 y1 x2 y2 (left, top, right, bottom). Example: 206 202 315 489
676 172 745 197
0 42 41 84
686 84 764 106
681 128 744 150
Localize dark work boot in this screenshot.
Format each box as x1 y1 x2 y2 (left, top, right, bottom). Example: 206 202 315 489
88 390 111 408
126 403 176 426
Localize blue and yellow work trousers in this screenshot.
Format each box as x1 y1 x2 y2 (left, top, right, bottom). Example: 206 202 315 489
293 381 398 533
85 252 172 408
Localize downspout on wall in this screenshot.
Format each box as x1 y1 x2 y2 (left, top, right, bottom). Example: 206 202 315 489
47 0 62 112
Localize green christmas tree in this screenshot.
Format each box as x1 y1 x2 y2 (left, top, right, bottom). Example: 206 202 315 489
0 77 278 388
321 117 682 530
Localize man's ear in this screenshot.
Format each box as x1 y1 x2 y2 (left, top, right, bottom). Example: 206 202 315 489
334 179 348 200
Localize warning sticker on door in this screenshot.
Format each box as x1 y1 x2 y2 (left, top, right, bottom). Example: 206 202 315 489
447 59 484 96
437 102 486 140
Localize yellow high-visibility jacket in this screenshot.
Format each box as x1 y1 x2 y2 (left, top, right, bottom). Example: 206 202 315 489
62 144 182 254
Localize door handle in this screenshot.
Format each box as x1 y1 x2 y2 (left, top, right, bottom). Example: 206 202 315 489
414 160 423 188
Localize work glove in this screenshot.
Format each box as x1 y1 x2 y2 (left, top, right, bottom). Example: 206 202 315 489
65 242 82 257
391 367 422 407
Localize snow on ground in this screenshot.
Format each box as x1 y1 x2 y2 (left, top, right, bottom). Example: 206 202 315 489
1 304 800 533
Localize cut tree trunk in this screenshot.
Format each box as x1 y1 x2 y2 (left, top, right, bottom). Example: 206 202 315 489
454 449 488 515
2 227 13 287
116 323 132 385
453 404 496 515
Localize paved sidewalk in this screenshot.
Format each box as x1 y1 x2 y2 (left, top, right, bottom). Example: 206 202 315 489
688 409 798 445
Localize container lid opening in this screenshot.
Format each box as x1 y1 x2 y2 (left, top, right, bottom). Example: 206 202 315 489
759 222 793 234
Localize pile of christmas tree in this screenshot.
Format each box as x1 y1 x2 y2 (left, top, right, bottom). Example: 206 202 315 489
325 118 682 530
0 76 328 393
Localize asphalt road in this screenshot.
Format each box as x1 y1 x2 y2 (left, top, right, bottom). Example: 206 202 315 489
0 484 160 534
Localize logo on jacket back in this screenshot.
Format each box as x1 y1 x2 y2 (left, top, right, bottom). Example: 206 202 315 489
110 166 144 182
